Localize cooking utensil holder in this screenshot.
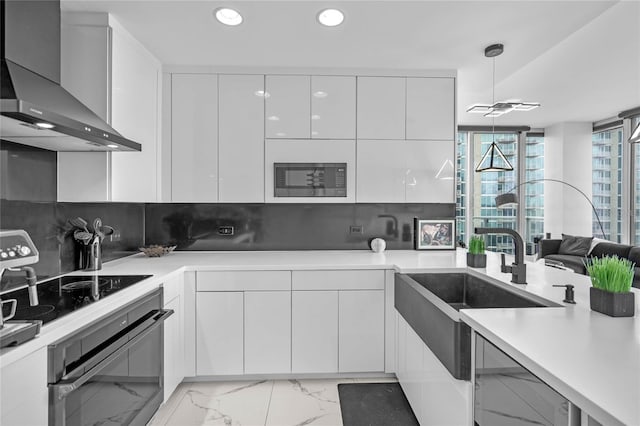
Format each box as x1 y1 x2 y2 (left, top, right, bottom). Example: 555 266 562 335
79 239 102 271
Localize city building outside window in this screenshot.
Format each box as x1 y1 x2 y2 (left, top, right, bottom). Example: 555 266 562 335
632 116 640 243
524 134 545 251
456 132 467 245
592 126 623 242
456 131 544 255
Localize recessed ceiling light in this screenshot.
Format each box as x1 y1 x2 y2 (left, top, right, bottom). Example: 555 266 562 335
313 91 328 98
317 9 344 27
35 122 54 129
267 115 280 121
311 114 321 120
214 7 243 26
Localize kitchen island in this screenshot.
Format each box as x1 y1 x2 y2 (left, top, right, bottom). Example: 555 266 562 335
0 249 638 426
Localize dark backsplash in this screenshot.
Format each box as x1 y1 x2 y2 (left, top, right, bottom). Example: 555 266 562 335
1 140 455 289
145 203 454 251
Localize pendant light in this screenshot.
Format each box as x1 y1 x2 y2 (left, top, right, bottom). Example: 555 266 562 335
475 43 514 172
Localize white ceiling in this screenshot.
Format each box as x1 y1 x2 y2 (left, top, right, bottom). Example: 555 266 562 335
61 0 640 128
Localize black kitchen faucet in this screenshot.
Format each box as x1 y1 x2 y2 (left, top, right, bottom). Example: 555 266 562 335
474 227 527 284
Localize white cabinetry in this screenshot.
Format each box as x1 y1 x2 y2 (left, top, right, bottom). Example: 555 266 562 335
195 271 292 376
194 269 386 377
244 291 291 374
311 76 356 139
109 27 160 202
357 77 406 140
59 13 161 202
265 75 310 139
396 311 471 426
291 270 385 373
265 75 355 140
196 291 244 375
0 348 48 426
406 77 455 140
171 74 218 202
219 74 265 202
162 274 184 402
291 290 339 373
357 140 454 203
339 290 385 372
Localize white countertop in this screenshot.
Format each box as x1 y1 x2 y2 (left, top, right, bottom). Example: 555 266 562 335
1 249 638 426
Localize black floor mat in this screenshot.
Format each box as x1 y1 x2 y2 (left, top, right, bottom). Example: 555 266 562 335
338 382 420 426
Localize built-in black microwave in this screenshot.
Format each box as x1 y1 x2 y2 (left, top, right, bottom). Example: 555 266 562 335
274 163 347 197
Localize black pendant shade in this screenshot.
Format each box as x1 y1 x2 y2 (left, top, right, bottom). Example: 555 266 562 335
475 141 514 172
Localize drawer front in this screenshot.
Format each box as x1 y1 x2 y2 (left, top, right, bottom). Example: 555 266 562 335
197 271 291 291
292 270 384 291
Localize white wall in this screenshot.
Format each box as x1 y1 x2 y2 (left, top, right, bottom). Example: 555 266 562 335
544 122 593 237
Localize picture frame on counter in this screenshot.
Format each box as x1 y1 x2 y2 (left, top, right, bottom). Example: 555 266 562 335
414 218 455 250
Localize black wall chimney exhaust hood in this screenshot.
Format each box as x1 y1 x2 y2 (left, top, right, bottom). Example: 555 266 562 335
0 0 141 152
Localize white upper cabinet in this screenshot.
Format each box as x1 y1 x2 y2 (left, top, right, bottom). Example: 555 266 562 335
311 76 356 139
405 140 455 203
357 77 406 140
59 14 161 202
356 140 407 203
406 78 455 140
171 74 218 202
265 75 310 139
110 26 160 202
218 74 265 202
357 140 454 203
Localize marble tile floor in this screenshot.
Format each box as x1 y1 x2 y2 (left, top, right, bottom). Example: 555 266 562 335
150 377 398 426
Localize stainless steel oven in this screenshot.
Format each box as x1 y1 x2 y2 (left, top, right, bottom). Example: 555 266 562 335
48 288 173 426
274 162 347 197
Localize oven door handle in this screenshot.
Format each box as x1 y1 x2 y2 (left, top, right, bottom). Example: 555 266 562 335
50 309 173 400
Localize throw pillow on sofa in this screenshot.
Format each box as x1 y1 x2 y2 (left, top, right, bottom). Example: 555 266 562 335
590 242 632 259
558 234 593 256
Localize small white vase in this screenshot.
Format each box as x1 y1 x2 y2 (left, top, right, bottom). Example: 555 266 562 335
370 238 386 253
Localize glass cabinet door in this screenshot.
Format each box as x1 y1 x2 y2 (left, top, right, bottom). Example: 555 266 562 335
474 333 571 426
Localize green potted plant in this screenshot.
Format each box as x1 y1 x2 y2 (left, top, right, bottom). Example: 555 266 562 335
467 235 486 268
586 255 635 317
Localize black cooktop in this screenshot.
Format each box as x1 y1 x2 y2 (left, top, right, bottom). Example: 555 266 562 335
1 275 151 325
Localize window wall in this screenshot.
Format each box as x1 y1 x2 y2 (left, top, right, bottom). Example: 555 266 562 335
472 133 518 254
632 116 640 243
524 135 545 248
456 131 544 255
456 132 467 244
592 127 623 242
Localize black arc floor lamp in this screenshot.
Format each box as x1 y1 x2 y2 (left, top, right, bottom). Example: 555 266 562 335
495 178 607 239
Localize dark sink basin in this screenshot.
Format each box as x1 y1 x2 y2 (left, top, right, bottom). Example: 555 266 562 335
395 272 559 380
406 272 551 311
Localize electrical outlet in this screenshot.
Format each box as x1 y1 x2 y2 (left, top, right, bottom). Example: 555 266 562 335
109 230 121 242
218 226 234 236
349 225 364 234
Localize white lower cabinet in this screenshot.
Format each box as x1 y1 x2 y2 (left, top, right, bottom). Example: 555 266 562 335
194 269 387 377
244 291 292 374
396 310 471 426
339 290 385 372
292 290 339 373
196 292 244 375
0 347 48 426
